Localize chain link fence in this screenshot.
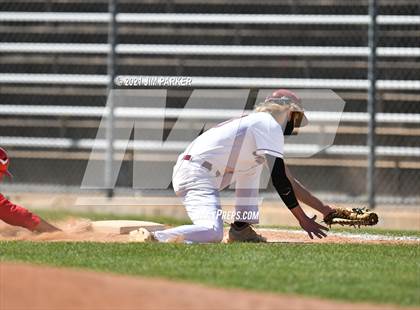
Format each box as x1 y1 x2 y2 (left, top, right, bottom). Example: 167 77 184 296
0 0 419 205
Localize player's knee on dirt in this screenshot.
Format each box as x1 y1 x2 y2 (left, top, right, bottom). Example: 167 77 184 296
201 225 224 243
210 228 223 242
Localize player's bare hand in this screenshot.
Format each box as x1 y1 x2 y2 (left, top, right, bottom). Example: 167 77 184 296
34 218 61 233
298 215 329 239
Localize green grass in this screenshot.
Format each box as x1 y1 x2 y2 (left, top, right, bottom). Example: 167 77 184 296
7 208 417 306
1 242 419 306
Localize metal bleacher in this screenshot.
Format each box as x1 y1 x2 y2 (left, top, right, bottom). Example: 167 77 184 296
0 0 419 202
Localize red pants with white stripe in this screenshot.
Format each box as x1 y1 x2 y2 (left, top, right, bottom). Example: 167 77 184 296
0 194 40 231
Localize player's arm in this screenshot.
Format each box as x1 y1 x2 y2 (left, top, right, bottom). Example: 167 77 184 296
284 165 333 217
0 195 60 233
266 155 328 239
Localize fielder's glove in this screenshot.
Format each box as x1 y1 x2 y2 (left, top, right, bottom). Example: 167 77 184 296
323 207 378 227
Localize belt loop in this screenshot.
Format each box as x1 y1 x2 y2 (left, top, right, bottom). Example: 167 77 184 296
182 155 221 177
201 161 212 171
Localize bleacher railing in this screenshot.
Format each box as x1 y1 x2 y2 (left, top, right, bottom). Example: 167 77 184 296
1 6 419 205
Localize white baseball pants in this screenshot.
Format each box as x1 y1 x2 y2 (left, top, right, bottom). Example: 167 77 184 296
153 157 261 243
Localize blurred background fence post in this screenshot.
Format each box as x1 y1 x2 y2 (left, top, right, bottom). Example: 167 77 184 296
105 0 117 198
367 0 378 209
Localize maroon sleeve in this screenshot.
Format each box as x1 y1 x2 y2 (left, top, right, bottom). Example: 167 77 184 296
0 194 41 231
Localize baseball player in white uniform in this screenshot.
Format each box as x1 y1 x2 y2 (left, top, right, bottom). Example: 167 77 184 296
134 89 333 243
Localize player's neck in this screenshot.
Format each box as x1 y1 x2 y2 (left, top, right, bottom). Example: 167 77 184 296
272 112 288 130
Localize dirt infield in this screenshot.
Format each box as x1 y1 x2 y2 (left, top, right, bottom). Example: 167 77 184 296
0 262 409 310
7 193 420 230
0 219 419 244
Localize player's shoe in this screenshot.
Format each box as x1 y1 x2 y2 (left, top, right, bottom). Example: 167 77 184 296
128 228 157 242
228 223 267 243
